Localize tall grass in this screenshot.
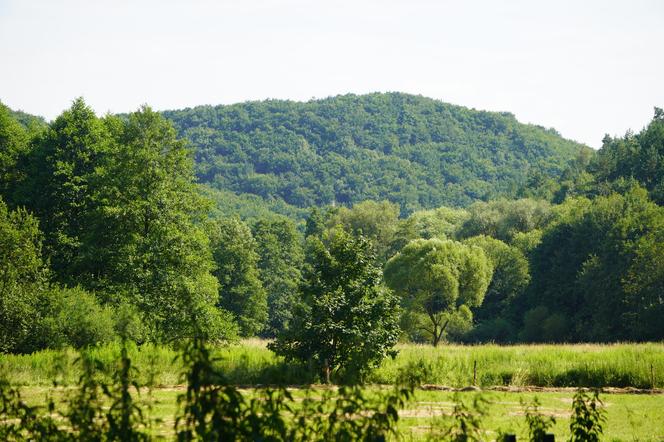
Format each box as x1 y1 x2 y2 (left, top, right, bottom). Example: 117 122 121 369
1 341 662 388
369 342 664 388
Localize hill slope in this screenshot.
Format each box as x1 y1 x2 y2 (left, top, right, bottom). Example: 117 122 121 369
164 93 588 215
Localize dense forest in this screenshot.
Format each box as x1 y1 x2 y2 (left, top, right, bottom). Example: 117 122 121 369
0 96 662 361
163 93 589 217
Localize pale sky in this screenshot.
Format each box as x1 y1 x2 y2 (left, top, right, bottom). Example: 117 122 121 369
1 0 663 148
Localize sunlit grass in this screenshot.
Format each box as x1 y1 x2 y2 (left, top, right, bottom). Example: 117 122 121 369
1 340 662 389
14 386 664 441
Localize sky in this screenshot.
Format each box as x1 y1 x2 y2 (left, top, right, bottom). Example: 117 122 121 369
1 0 663 148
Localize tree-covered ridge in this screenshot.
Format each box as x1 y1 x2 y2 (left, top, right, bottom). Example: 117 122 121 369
7 107 47 131
163 92 590 214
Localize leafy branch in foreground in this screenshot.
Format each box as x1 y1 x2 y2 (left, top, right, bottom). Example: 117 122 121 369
568 390 606 442
427 393 489 442
176 335 416 441
523 397 556 442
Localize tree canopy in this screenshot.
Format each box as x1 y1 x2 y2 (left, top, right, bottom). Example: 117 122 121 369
270 228 400 382
384 238 493 346
163 93 589 216
209 217 268 337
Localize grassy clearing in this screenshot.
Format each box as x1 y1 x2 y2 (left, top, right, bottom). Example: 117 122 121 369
1 340 662 388
15 386 664 441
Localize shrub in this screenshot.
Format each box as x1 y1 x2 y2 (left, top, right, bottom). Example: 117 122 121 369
569 390 606 442
37 286 116 349
523 397 556 441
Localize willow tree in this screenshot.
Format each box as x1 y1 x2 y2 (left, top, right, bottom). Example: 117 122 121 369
384 238 492 346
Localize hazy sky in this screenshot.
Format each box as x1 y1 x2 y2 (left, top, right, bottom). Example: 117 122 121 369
1 0 663 147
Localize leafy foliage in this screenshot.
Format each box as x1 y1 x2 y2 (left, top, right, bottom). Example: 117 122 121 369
384 238 493 346
17 98 111 285
0 198 47 353
524 186 664 341
0 102 31 205
591 108 664 204
176 335 414 441
36 286 116 349
209 217 268 336
568 390 606 442
270 228 401 383
523 397 556 442
164 93 588 214
463 235 530 324
251 216 304 336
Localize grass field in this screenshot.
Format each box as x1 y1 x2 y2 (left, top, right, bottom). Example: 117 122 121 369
3 340 663 440
1 340 662 389
15 386 664 440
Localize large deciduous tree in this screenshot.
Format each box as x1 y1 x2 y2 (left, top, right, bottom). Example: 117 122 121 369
463 235 530 322
0 102 30 205
85 107 235 342
209 217 268 337
525 186 664 341
251 216 303 336
326 200 400 262
384 238 493 346
270 228 400 383
19 98 110 284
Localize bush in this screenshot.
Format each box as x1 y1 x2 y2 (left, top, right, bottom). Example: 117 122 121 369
569 390 606 442
37 286 116 349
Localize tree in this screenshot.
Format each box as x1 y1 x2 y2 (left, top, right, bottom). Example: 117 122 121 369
457 199 553 243
269 228 400 383
251 216 304 336
326 200 400 261
209 217 268 336
384 238 493 346
0 102 30 205
463 235 530 322
18 98 110 284
0 197 48 353
590 108 663 203
84 107 234 342
525 186 664 341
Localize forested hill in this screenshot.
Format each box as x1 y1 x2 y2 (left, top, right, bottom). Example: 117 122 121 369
163 93 589 214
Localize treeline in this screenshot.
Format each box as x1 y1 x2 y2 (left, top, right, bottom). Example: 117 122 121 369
163 92 588 216
0 99 662 360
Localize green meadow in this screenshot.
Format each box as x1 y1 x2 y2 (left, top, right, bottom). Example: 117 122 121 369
2 340 662 389
13 386 664 441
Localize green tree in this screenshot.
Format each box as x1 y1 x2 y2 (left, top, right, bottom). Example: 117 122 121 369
209 217 268 336
36 286 116 349
526 186 664 341
19 98 110 284
252 216 304 336
326 200 400 261
591 108 664 204
457 199 553 243
384 238 493 346
0 197 48 353
269 228 400 383
0 102 30 205
463 235 530 322
86 107 234 342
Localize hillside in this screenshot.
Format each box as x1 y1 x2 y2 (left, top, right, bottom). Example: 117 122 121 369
163 92 589 215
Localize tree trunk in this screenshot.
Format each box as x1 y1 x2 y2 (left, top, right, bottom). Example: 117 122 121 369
323 358 330 384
